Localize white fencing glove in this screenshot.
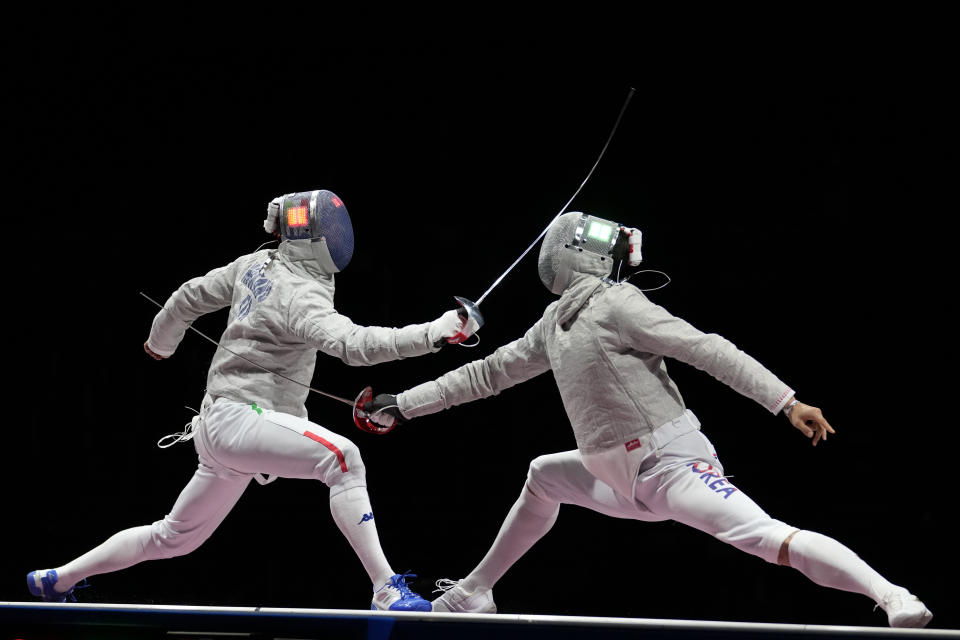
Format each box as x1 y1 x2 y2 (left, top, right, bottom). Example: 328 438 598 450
428 309 465 346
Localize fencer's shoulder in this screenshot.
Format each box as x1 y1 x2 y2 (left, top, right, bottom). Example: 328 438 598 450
248 249 273 260
601 281 651 306
231 249 272 263
224 250 276 281
597 283 664 328
281 276 335 304
266 262 336 310
224 249 274 275
269 283 335 336
540 299 562 323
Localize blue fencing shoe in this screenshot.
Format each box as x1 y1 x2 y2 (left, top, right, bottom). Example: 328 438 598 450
370 573 431 612
26 569 87 603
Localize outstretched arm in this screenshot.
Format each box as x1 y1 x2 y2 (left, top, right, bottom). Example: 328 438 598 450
397 318 552 419
613 288 795 414
360 319 552 431
296 305 466 366
784 397 836 446
612 288 839 445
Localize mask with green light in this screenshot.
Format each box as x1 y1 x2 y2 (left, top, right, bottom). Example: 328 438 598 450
570 213 642 268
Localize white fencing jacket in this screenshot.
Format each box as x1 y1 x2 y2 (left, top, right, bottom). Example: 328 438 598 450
399 249 794 498
147 240 442 418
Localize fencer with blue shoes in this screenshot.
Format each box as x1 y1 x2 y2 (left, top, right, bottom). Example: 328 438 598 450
371 573 431 612
26 569 87 603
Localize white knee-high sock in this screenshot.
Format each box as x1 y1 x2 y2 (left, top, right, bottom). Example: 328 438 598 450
463 486 560 592
787 530 902 603
329 486 394 588
54 525 156 592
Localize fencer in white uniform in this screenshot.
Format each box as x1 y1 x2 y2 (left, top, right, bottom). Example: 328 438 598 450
27 189 467 611
365 211 933 627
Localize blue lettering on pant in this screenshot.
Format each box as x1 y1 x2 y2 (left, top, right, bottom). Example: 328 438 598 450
686 462 738 499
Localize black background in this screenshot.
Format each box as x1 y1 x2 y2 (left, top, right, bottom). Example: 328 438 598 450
4 15 956 631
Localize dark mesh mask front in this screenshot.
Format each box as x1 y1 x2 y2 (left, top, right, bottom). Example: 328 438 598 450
313 191 354 271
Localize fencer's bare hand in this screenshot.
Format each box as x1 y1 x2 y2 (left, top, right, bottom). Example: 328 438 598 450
788 401 835 446
144 342 166 360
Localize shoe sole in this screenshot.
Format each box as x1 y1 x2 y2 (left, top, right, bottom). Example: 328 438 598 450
892 609 933 629
431 596 496 614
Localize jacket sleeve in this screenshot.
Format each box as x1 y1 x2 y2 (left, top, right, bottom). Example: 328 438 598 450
398 319 552 418
613 287 794 414
291 302 443 366
146 259 244 357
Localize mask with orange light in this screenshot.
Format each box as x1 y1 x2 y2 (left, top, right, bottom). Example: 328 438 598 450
265 189 354 273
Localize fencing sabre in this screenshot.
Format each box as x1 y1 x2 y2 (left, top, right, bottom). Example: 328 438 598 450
445 86 636 346
356 88 638 435
144 89 636 434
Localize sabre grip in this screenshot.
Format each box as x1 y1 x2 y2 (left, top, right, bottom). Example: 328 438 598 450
366 393 407 427
446 296 484 345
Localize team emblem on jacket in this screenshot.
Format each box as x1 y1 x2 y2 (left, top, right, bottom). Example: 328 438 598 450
237 267 275 320
686 462 738 499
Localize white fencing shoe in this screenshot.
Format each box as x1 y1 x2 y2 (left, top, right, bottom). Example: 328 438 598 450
880 589 933 628
431 578 496 613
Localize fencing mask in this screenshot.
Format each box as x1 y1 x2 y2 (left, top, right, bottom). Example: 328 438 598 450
265 190 355 273
538 212 642 294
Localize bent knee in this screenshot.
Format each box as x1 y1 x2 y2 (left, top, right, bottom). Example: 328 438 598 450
320 439 367 492
525 453 566 496
337 439 364 474
527 451 580 483
524 452 585 508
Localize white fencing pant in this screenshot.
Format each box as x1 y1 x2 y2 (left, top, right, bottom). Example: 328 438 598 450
54 400 373 589
526 430 794 563
196 401 366 492
468 428 901 607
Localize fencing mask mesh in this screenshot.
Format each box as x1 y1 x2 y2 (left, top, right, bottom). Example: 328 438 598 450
538 211 639 294
278 190 355 272
538 212 582 294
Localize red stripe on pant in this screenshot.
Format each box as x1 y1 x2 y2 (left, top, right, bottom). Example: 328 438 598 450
303 430 348 472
